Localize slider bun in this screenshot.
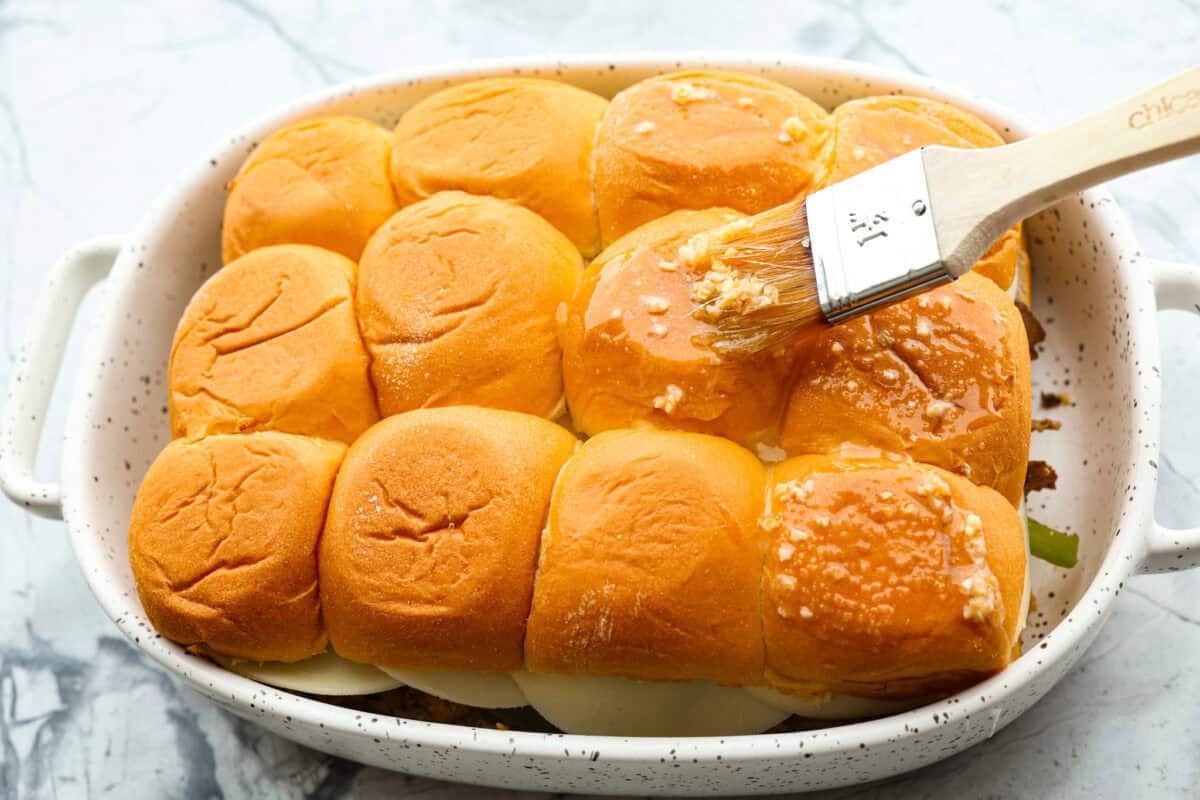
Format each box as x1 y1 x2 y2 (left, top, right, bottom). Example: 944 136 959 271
390 79 608 255
594 70 830 244
320 406 578 672
128 433 345 662
525 429 765 685
210 649 403 696
761 456 1026 699
822 96 1028 291
513 673 789 737
357 192 581 419
222 116 397 263
562 208 794 443
169 244 378 443
780 272 1031 505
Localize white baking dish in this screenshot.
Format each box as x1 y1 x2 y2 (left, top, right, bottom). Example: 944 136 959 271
2 54 1199 795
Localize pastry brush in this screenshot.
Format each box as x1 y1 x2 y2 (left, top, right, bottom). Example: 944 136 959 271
696 65 1200 354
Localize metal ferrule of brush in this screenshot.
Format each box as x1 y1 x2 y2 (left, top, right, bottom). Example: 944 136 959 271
808 149 959 324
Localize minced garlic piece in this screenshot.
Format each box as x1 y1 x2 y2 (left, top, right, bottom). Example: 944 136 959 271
915 318 933 337
777 542 796 562
830 341 845 354
678 236 710 267
935 296 953 311
737 96 755 109
798 606 814 620
788 526 810 542
924 399 955 420
633 120 657 135
774 478 813 505
691 264 779 324
670 81 713 104
652 384 684 414
779 116 807 142
609 307 624 321
758 514 783 535
777 574 797 590
961 574 999 623
824 562 849 580
657 259 678 272
648 322 668 338
639 294 670 314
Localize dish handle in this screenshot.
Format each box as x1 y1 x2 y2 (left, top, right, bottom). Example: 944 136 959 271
1141 257 1200 573
0 236 123 520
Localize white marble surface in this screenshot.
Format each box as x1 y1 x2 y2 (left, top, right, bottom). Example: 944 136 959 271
1 1 1198 797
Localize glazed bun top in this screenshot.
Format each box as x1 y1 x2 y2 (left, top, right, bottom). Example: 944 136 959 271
761 455 1026 698
593 70 830 244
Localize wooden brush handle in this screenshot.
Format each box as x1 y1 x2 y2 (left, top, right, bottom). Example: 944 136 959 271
923 65 1200 276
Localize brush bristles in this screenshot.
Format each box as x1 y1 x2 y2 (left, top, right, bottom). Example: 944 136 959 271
692 199 824 356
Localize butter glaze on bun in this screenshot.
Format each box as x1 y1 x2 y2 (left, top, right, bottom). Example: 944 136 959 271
390 79 608 255
822 96 1028 290
562 208 794 443
320 407 578 672
128 433 345 662
594 70 830 244
169 244 378 443
356 192 581 419
761 456 1026 699
222 116 397 263
780 272 1031 505
525 429 766 685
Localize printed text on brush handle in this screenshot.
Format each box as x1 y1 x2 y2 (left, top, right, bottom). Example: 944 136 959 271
923 65 1200 276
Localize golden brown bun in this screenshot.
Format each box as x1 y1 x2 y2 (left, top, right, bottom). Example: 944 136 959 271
222 116 397 263
594 70 830 244
761 456 1025 699
821 96 1027 290
526 429 766 685
169 244 378 443
320 407 578 671
780 272 1031 505
357 192 581 419
390 79 608 255
562 209 794 443
129 433 345 662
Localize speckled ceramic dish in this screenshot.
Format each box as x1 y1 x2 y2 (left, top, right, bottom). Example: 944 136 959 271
3 55 1200 795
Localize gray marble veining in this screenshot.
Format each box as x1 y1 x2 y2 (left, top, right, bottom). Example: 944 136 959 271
1 1 1198 797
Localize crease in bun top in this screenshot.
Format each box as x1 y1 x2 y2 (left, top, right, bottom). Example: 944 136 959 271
761 456 1026 700
320 406 578 672
356 191 582 419
222 115 398 263
781 271 1032 506
562 208 796 444
593 70 830 245
168 244 378 444
389 78 609 256
128 432 346 663
821 96 1029 292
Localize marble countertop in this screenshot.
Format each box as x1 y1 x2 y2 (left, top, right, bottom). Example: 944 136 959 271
2 1 1198 797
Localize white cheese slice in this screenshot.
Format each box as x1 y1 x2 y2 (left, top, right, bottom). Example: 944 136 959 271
208 649 402 695
513 672 789 736
745 686 928 720
378 668 527 709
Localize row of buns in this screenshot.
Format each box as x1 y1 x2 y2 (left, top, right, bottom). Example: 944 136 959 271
222 72 1026 284
130 407 1026 701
